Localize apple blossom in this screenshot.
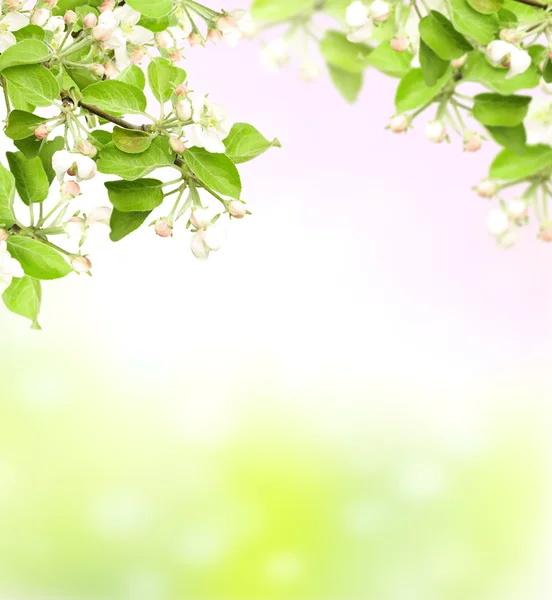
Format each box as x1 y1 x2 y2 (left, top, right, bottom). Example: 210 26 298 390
463 133 482 152
34 125 49 140
389 114 409 133
228 200 246 219
52 151 97 183
190 208 212 230
183 93 231 154
451 54 468 69
369 0 390 22
155 219 173 238
486 40 531 79
0 11 29 53
425 121 446 143
31 8 50 27
72 256 92 273
390 36 410 52
346 1 369 28
487 208 510 237
475 181 498 199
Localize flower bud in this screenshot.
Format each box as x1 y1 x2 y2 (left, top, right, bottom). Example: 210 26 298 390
34 124 49 140
64 10 77 24
92 26 112 42
203 224 226 251
451 54 468 69
425 120 446 143
208 29 222 44
83 12 98 28
463 132 482 152
90 63 105 77
130 48 145 64
346 1 369 28
539 223 552 241
155 219 173 238
169 137 185 153
6 0 23 9
155 31 173 49
487 208 510 236
0 229 8 242
60 180 81 199
175 84 188 97
475 180 498 198
176 100 192 121
507 198 527 219
100 0 116 11
369 0 390 22
500 29 521 43
169 49 182 63
217 15 238 33
228 200 246 219
72 255 92 273
190 230 209 260
31 8 50 26
299 58 320 82
389 114 409 133
77 140 97 157
190 208 211 229
390 36 409 52
188 32 202 47
44 0 57 7
64 217 86 239
104 62 117 79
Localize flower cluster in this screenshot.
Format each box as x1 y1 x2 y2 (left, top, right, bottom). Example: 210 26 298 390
0 0 278 328
249 0 552 247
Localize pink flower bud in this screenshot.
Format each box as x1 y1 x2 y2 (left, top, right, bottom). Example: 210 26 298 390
72 255 92 273
175 84 188 97
0 229 8 242
100 0 115 12
451 54 468 69
154 219 173 238
500 29 521 43
539 225 552 242
61 180 81 199
44 0 57 6
190 208 211 229
34 124 49 140
64 10 77 24
463 132 482 152
92 26 112 42
6 0 22 10
389 114 409 133
188 32 202 47
90 63 105 77
475 180 497 198
228 200 246 219
104 62 117 79
176 100 192 121
217 15 238 33
169 137 185 153
208 29 222 44
390 36 409 52
31 8 50 26
130 48 145 64
169 50 182 62
83 12 98 28
77 140 97 157
425 120 446 143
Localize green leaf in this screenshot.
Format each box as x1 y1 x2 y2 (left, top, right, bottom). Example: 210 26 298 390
126 0 173 18
90 130 113 148
148 58 186 104
117 64 146 91
14 135 44 159
251 0 314 20
327 65 363 103
81 80 147 114
223 123 281 164
6 236 71 280
462 49 540 94
3 64 60 107
183 148 242 199
39 137 65 184
110 208 151 242
5 110 48 140
54 0 101 13
395 67 452 112
366 42 413 78
543 59 552 84
419 11 473 60
446 0 499 45
319 31 372 73
97 137 174 180
112 127 154 154
419 40 449 86
467 0 503 14
13 25 46 42
138 14 173 32
6 152 50 205
2 275 42 329
0 162 16 229
0 40 50 71
502 0 541 21
472 93 531 126
105 179 164 212
489 144 552 179
486 124 527 154
64 65 98 91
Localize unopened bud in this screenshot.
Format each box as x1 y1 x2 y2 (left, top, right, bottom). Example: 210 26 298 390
31 8 50 26
155 31 173 49
6 0 23 9
190 208 211 229
169 137 185 153
451 54 468 69
44 0 57 7
131 47 145 64
64 10 77 24
188 32 202 47
0 229 8 242
487 208 510 236
475 180 498 198
83 12 98 28
228 200 246 219
104 62 117 78
208 29 222 44
425 120 446 143
100 0 116 12
463 132 482 152
500 28 521 43
389 114 409 133
90 63 105 77
155 219 173 238
539 223 552 241
61 180 81 199
169 49 182 62
77 140 97 157
175 84 188 97
507 198 527 219
72 255 92 273
92 26 112 42
390 36 409 52
369 0 390 22
217 15 238 33
64 216 86 239
176 100 192 121
34 124 49 140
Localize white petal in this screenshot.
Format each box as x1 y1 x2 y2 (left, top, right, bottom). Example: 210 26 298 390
52 150 75 181
3 12 30 31
507 48 531 79
87 206 113 225
128 26 154 46
190 230 210 260
346 1 369 28
486 40 512 65
0 31 16 53
346 20 373 43
203 224 226 251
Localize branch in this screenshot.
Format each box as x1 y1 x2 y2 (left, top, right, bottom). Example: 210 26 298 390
511 0 547 7
78 100 151 132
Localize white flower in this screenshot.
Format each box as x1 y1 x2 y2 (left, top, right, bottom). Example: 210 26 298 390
524 96 552 145
507 198 527 218
261 39 290 72
86 206 112 241
31 8 50 27
0 12 30 53
486 40 531 79
52 150 97 183
217 10 254 46
487 208 510 236
425 120 446 143
369 0 390 22
44 16 66 35
346 1 369 27
190 224 226 260
190 208 212 229
183 93 231 154
347 20 373 43
0 240 24 293
190 229 210 260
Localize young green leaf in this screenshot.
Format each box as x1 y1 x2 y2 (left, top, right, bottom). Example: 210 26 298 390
7 236 72 280
110 208 152 242
223 123 281 164
105 179 164 212
97 137 174 180
148 58 186 103
486 124 527 154
366 42 413 78
0 40 50 71
126 0 173 18
183 148 242 199
0 162 16 229
543 59 552 84
6 152 50 205
419 40 449 86
14 135 44 159
112 127 154 154
467 0 503 14
395 67 452 112
5 110 49 140
419 11 473 60
117 64 146 91
446 0 499 45
319 31 372 73
2 275 42 329
3 64 61 107
81 80 147 114
489 144 552 180
327 64 364 103
472 93 531 126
